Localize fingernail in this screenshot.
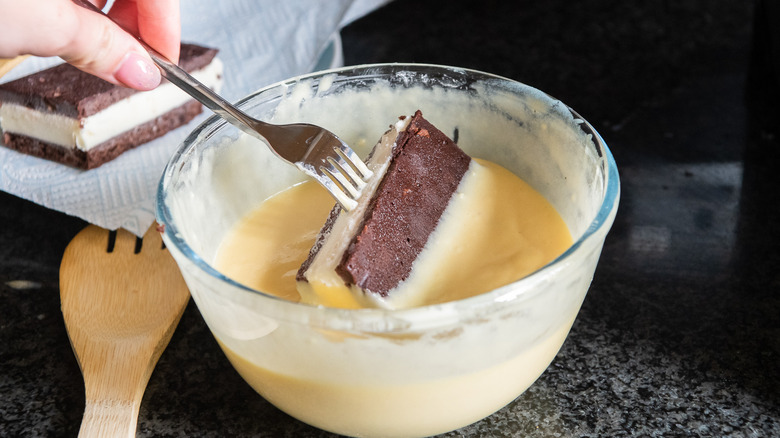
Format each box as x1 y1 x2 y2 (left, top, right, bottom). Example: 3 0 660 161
114 52 160 90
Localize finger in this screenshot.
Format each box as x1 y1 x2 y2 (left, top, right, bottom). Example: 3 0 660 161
69 0 164 90
107 0 142 37
137 0 181 63
0 0 161 90
109 0 181 63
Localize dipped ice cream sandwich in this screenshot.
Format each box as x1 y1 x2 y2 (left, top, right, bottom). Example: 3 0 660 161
296 110 474 309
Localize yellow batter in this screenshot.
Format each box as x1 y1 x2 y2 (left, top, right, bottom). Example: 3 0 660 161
215 158 572 309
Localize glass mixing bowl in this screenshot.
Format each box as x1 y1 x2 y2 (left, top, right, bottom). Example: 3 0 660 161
156 63 619 437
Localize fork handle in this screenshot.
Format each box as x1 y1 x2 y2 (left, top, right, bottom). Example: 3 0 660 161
71 0 263 140
145 49 266 140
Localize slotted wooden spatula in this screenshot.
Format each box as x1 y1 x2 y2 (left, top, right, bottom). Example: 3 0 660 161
60 225 190 437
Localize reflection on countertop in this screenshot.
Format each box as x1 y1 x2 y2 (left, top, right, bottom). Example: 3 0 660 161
1 0 779 436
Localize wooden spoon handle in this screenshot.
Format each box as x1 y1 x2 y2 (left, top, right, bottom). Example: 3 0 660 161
79 399 140 438
74 336 163 437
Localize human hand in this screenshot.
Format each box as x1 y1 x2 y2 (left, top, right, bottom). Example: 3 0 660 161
0 0 180 90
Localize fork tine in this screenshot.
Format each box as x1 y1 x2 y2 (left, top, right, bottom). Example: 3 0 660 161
318 171 359 211
334 146 373 181
323 159 361 199
322 143 378 208
329 152 367 190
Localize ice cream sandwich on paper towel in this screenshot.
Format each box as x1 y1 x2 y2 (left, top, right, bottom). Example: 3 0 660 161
0 43 222 169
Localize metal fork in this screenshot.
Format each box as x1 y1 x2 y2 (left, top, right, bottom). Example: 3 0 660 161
74 0 372 211
149 52 372 211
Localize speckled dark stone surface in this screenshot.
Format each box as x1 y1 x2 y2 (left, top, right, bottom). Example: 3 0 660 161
2 0 779 436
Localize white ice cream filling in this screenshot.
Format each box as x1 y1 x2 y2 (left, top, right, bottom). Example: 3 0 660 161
298 115 494 310
0 58 224 152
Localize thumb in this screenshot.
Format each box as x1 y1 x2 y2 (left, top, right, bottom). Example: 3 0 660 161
60 1 161 90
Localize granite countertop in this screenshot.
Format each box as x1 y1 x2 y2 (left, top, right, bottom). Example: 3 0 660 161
2 0 779 436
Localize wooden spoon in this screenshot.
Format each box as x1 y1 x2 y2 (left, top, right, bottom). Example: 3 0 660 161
60 225 190 437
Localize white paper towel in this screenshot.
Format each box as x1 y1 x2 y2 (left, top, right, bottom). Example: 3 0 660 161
0 0 389 236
